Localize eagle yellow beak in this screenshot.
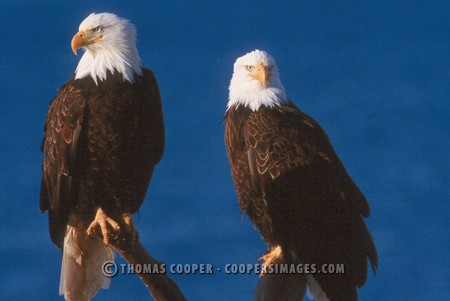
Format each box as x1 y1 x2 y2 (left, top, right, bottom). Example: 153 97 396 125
255 64 269 87
71 30 100 55
71 31 87 55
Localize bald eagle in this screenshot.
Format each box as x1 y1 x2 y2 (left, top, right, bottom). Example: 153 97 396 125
40 13 164 301
224 50 377 301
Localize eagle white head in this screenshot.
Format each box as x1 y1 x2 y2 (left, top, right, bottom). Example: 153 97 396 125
228 50 287 111
71 13 142 85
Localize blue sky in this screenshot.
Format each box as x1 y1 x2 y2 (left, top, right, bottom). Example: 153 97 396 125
0 0 449 300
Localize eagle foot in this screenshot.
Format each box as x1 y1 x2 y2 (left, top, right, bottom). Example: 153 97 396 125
258 245 283 276
87 207 121 246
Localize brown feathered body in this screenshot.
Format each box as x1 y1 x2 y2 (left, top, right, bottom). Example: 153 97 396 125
224 101 377 301
40 69 164 248
40 69 164 300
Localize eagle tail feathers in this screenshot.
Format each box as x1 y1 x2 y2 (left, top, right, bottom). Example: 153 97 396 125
59 225 114 301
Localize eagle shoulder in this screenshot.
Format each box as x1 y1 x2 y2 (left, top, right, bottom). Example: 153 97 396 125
245 102 370 217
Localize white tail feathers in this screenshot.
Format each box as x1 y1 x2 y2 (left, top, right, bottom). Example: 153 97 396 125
306 275 330 301
60 226 114 301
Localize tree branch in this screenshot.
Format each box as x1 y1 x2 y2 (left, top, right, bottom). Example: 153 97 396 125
254 271 306 301
109 230 187 301
254 249 306 301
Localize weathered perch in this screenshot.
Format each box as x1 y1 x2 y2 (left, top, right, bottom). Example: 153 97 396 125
254 249 306 301
106 230 187 301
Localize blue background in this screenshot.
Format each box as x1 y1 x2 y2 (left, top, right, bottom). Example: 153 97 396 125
0 0 449 300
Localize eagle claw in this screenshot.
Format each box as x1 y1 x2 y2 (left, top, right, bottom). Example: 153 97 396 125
87 208 121 246
258 245 283 276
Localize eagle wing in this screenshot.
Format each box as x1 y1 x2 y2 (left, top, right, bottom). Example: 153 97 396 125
225 107 276 240
245 103 370 215
40 82 87 248
121 69 165 212
245 102 377 300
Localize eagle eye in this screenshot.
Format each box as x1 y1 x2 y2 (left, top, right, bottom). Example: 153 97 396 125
246 65 255 72
92 26 104 33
